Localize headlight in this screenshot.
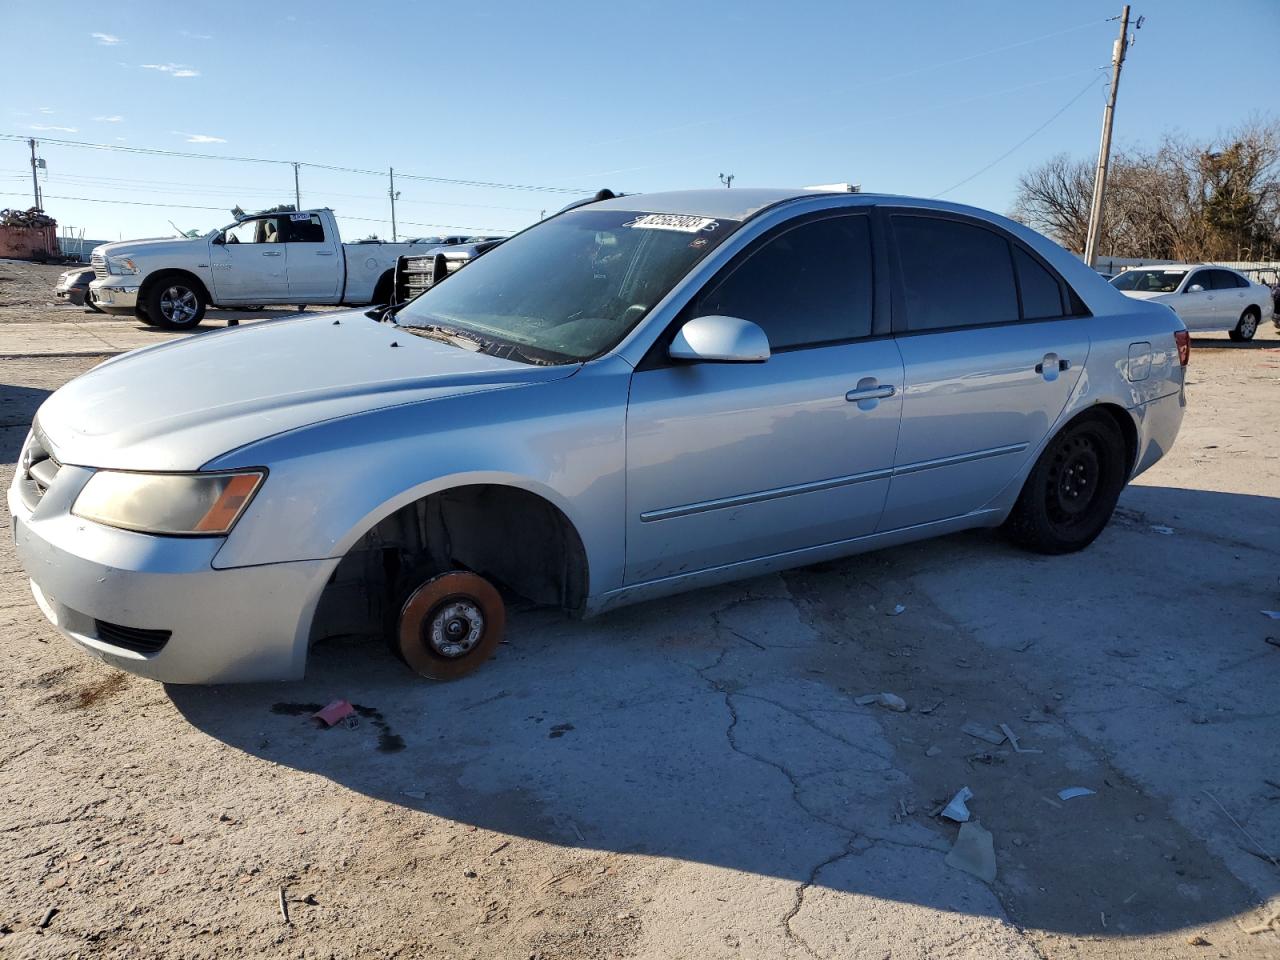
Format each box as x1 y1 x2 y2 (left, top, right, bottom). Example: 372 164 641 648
105 256 139 275
72 470 265 536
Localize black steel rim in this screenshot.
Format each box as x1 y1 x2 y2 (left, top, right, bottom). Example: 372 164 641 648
1045 432 1103 528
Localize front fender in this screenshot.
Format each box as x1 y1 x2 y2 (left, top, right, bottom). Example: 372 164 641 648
207 357 632 597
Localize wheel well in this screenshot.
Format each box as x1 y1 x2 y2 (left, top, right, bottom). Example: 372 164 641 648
371 269 394 305
139 269 212 307
1242 304 1261 318
309 484 589 643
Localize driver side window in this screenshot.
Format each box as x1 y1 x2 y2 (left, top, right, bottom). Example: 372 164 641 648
224 217 281 244
690 214 873 350
1185 271 1208 291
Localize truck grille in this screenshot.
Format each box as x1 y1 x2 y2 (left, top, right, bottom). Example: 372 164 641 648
94 620 172 655
91 253 108 280
394 254 441 303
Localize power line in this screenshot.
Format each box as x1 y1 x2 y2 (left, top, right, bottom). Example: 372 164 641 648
0 168 545 212
932 73 1106 198
0 133 594 195
0 191 509 233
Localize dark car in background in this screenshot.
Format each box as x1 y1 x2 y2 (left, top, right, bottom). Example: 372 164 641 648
53 266 99 309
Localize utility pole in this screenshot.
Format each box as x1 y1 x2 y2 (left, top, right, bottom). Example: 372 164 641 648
29 138 42 209
388 167 400 242
1083 6 1136 267
293 162 301 209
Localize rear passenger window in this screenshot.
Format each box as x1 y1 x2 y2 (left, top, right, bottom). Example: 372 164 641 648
1013 246 1065 319
691 215 873 349
1210 269 1245 290
893 216 1019 330
280 214 326 243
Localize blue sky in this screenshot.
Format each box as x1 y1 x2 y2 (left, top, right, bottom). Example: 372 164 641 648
2 0 1277 243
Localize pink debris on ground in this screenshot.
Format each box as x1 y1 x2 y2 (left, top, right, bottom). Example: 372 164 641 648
313 699 355 727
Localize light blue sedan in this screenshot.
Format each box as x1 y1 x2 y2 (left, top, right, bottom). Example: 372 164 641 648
9 188 1187 683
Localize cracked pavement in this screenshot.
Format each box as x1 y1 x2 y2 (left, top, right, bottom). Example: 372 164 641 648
1 265 1279 958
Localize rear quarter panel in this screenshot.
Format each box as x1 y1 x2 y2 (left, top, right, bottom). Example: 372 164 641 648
339 243 418 303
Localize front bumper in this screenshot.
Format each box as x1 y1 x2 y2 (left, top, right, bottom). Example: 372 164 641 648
88 278 140 315
8 459 337 684
55 286 88 306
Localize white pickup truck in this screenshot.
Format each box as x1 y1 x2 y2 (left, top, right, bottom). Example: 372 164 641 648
88 208 424 329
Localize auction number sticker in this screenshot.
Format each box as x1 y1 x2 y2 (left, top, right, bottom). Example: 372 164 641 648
290 213 312 221
626 213 719 233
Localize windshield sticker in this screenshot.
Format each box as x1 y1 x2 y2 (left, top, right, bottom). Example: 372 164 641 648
290 213 311 221
627 214 720 233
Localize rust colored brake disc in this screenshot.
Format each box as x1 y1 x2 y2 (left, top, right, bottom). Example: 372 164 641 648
396 571 506 680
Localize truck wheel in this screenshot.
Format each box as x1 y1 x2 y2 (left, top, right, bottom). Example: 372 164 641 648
393 571 505 680
145 278 206 330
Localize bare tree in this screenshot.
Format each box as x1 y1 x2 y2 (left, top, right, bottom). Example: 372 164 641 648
1011 119 1280 261
1009 154 1093 253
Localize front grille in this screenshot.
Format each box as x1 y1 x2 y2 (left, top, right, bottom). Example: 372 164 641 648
94 620 172 655
90 253 108 280
17 428 60 509
394 254 439 303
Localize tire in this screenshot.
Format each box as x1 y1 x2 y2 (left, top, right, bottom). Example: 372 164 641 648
1228 307 1259 342
143 276 207 330
392 571 506 680
1003 413 1128 555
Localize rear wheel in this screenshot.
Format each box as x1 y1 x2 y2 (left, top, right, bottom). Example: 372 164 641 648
1228 307 1259 342
393 571 506 680
1003 413 1127 554
144 277 206 330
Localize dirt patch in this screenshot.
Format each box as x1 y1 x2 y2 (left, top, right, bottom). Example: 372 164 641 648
36 670 128 710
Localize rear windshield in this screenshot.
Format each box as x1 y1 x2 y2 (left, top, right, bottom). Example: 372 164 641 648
395 209 741 363
1110 269 1186 293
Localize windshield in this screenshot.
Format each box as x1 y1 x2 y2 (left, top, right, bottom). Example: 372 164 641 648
1110 269 1187 293
394 209 741 363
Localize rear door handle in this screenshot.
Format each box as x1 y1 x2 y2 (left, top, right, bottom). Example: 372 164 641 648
315 250 335 256
262 250 283 257
1034 359 1070 373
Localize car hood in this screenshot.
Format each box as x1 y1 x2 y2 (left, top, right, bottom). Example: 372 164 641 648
93 236 206 260
1116 290 1173 301
35 311 579 471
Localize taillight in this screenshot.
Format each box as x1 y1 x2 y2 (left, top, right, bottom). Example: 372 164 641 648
1174 329 1190 366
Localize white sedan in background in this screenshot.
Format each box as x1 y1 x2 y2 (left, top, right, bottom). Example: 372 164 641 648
1110 264 1270 341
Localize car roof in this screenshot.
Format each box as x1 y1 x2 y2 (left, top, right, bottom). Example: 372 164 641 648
1124 263 1240 271
589 188 863 221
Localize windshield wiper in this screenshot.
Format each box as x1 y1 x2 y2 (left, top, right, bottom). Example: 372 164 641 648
401 324 485 352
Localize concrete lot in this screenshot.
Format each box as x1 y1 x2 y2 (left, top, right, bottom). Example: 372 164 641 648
1 260 1278 959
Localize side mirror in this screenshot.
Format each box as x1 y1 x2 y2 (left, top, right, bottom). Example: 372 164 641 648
669 315 770 363
1186 283 1204 293
211 233 225 246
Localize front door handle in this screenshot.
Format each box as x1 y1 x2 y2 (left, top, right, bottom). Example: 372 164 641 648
846 380 895 411
315 250 335 256
262 250 283 257
845 384 895 402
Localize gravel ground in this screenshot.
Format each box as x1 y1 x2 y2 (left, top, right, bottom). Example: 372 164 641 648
1 260 1278 959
